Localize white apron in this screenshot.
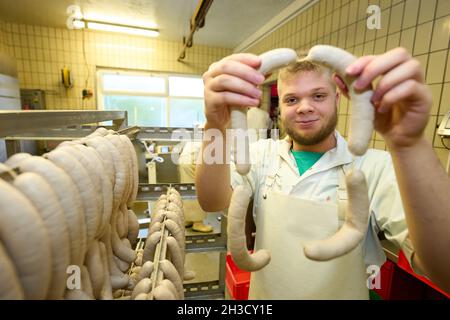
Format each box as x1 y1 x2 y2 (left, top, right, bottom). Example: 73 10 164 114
248 165 369 300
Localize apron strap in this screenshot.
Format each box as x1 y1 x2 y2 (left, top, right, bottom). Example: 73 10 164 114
337 165 349 225
262 154 284 199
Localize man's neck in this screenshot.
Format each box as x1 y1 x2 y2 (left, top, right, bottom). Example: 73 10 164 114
291 133 337 153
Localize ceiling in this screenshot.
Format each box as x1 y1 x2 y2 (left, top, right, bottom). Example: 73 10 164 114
0 0 297 49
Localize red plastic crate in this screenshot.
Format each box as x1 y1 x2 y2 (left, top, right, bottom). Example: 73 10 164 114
397 250 450 298
373 259 395 300
226 254 251 300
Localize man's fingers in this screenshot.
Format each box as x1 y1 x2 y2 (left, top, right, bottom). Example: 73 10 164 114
345 55 375 75
377 79 425 113
352 48 411 90
212 92 260 109
372 58 424 104
207 55 264 85
333 74 349 98
208 74 262 100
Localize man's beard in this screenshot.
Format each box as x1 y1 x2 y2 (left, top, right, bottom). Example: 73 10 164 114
284 109 338 146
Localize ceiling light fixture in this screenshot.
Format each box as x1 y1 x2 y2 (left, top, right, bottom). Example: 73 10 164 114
73 19 159 37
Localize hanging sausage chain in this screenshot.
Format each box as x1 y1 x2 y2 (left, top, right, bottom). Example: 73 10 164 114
228 45 373 272
0 127 182 300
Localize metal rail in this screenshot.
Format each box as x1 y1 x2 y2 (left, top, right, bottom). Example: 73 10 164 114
137 183 198 200
0 110 127 138
3 125 203 141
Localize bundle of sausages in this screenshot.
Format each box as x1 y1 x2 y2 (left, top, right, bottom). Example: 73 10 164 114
114 188 189 300
0 127 140 299
228 45 373 271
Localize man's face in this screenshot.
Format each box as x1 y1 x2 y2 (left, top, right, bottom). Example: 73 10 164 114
279 71 339 146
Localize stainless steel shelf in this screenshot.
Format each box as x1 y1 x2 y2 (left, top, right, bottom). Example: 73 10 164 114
3 125 116 140
184 278 225 300
136 183 198 200
0 110 127 138
137 127 203 141
2 124 204 141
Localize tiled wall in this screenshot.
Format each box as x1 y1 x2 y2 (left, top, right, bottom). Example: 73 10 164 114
0 20 231 110
248 0 450 167
0 20 6 52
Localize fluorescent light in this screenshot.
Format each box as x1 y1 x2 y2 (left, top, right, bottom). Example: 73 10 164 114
72 20 85 29
96 44 154 52
86 21 159 37
84 13 158 29
72 19 159 37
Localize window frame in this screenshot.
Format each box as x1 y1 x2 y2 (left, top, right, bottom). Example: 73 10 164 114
96 68 204 127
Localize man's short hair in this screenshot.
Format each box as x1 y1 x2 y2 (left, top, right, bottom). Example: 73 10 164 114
277 50 336 94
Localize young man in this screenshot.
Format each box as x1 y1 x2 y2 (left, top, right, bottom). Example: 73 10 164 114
196 47 450 298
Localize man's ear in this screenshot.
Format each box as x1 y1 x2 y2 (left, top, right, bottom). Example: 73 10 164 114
333 73 349 99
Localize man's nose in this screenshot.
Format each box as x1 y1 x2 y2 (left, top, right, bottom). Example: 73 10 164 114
296 100 314 114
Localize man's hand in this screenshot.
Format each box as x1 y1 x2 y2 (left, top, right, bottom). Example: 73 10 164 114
345 47 432 149
202 54 265 130
333 73 349 99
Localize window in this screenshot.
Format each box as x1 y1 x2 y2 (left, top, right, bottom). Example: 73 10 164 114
97 70 205 128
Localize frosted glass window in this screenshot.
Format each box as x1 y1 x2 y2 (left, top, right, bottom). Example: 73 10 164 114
103 74 166 94
98 70 204 128
169 98 206 127
169 76 204 97
104 95 167 127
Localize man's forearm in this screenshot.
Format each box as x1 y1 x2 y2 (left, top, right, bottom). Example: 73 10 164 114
195 124 233 212
388 137 450 291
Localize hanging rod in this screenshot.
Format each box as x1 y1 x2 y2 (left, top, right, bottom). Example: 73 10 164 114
178 0 214 61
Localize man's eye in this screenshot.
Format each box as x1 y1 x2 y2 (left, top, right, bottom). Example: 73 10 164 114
314 94 326 101
284 97 297 105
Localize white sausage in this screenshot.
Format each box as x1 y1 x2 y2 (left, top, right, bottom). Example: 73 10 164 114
160 279 180 300
228 185 270 271
113 255 131 273
168 193 183 208
127 210 140 247
149 221 162 235
0 175 52 299
13 172 71 299
304 45 374 156
304 169 370 261
104 134 130 207
138 261 154 280
166 236 184 278
83 137 115 187
120 135 139 207
5 156 86 267
131 278 152 300
100 224 129 290
44 149 99 248
87 136 136 263
158 259 184 299
143 231 162 262
231 48 297 175
77 145 113 238
152 284 176 300
84 241 104 298
134 293 148 300
184 270 196 281
116 205 127 239
58 145 104 239
98 241 113 300
163 219 185 260
0 242 24 299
